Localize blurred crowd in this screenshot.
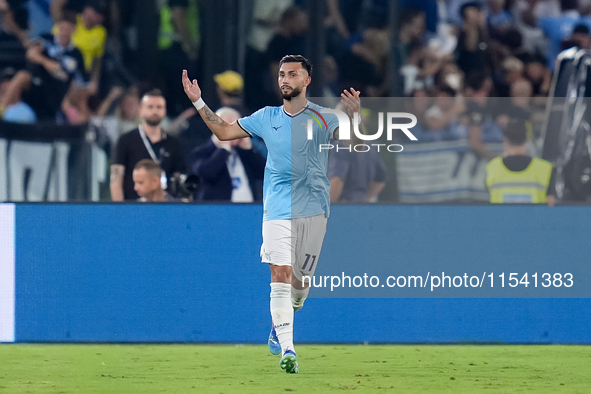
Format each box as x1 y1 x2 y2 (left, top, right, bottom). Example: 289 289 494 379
1 0 588 202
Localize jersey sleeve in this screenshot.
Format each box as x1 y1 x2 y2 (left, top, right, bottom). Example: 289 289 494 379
326 111 340 139
237 108 266 138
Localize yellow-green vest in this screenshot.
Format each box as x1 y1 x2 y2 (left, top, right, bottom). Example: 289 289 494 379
486 156 553 203
158 0 200 50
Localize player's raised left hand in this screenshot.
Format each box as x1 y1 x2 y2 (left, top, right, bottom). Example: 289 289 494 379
341 87 361 117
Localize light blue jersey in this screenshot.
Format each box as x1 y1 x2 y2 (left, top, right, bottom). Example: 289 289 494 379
238 101 339 221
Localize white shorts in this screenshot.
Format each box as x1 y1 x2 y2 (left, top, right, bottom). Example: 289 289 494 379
260 214 328 281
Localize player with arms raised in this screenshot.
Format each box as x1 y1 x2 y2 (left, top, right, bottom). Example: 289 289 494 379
182 55 360 374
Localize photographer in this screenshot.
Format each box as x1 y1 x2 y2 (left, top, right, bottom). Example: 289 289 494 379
111 89 186 201
190 107 265 202
133 160 181 202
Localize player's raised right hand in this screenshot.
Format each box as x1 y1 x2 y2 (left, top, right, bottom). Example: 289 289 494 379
182 69 201 102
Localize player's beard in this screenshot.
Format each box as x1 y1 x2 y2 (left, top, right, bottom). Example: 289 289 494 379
281 85 303 101
144 115 163 127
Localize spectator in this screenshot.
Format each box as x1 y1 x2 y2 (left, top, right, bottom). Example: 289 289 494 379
486 0 513 38
267 6 309 99
110 89 185 201
463 72 503 159
0 15 87 121
95 85 141 144
327 120 388 203
157 0 200 116
455 2 491 77
0 0 28 72
494 56 524 97
214 70 247 116
401 38 453 96
569 23 591 48
0 66 36 123
395 8 426 71
538 0 583 70
52 0 107 97
446 0 484 27
133 159 181 202
425 85 461 138
158 0 200 61
340 26 391 96
176 70 268 164
61 84 91 124
0 0 29 46
486 119 555 205
190 107 265 202
245 0 294 111
435 62 465 92
523 52 551 96
400 39 426 95
325 0 363 40
511 0 557 56
497 78 534 123
248 0 294 55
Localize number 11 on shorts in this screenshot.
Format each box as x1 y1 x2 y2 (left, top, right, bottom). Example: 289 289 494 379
302 254 317 272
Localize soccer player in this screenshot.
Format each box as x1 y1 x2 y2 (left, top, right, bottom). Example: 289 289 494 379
182 55 360 374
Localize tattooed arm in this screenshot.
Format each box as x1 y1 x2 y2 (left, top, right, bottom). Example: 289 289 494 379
182 70 250 141
110 164 125 202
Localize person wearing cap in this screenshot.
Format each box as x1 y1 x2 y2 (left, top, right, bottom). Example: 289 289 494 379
0 67 36 124
214 70 269 156
176 70 269 165
486 119 555 205
214 70 247 116
569 23 591 49
538 0 584 71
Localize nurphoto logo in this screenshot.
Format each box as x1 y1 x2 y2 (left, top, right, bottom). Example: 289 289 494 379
306 108 418 152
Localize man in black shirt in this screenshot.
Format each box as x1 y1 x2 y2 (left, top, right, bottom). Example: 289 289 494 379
0 15 87 120
110 89 185 201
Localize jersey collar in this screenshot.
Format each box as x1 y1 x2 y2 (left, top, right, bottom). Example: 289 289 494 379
282 100 309 117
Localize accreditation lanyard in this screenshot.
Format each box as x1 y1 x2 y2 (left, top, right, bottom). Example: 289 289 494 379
138 125 168 188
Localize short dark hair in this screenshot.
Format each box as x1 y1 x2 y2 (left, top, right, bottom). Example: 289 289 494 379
465 72 489 91
573 24 590 35
399 8 424 28
142 89 164 100
503 28 523 50
460 2 481 20
279 55 312 76
503 120 527 146
58 12 78 25
134 159 162 176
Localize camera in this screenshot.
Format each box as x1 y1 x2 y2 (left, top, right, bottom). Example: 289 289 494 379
167 173 200 200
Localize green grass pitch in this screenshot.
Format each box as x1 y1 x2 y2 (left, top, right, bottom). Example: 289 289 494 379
1 344 590 393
